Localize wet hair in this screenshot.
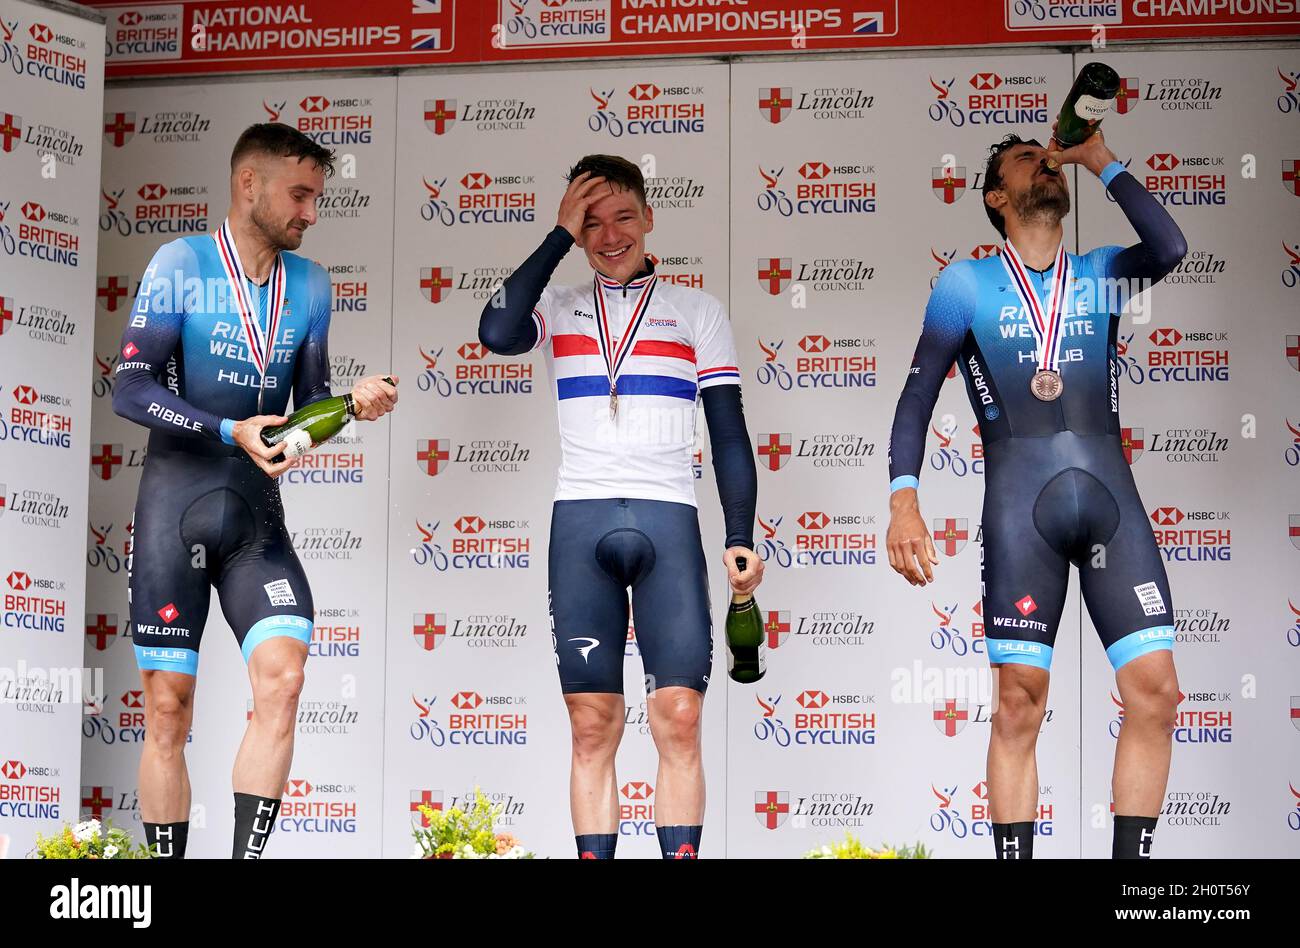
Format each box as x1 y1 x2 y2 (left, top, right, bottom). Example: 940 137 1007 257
230 122 335 178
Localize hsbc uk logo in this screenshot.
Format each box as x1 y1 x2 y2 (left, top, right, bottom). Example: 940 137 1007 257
926 72 1048 127
417 341 535 399
1144 152 1227 206
409 691 527 748
619 780 655 837
99 182 209 238
588 83 705 138
757 511 876 569
419 171 536 227
279 778 358 834
1149 506 1231 563
753 690 877 747
755 335 877 392
1117 327 1229 385
0 757 61 820
412 516 531 571
755 160 876 217
930 780 1053 841
294 93 374 148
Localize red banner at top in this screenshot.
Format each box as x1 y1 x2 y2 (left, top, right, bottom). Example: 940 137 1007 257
80 0 1300 78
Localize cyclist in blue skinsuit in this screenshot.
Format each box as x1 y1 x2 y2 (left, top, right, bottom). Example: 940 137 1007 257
886 126 1187 859
112 124 398 859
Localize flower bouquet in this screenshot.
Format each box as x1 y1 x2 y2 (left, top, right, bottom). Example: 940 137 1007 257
803 832 930 859
31 818 153 859
411 789 534 859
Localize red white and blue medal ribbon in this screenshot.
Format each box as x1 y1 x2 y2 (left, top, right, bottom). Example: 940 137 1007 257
214 218 285 410
593 272 657 419
1001 239 1071 396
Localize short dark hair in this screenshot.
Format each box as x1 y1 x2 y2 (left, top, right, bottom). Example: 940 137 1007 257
981 134 1041 239
566 154 646 206
231 123 335 177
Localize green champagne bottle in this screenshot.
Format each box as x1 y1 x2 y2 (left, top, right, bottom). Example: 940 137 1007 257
260 376 394 459
1054 61 1121 147
725 556 765 684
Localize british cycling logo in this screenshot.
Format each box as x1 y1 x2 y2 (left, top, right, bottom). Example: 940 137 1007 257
930 779 1053 840
928 422 984 478
1143 152 1227 206
419 172 536 227
292 92 375 147
412 516 532 571
755 161 877 218
930 600 985 657
753 689 877 747
279 778 358 834
1109 689 1232 744
99 181 209 238
418 342 535 398
1149 505 1230 562
588 82 705 138
0 197 80 267
926 70 1048 127
756 335 877 391
0 757 62 821
757 511 877 568
3 19 87 90
409 691 528 748
1116 326 1229 385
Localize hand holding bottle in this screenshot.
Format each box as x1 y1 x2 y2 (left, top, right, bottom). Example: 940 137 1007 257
349 374 400 421
234 414 293 477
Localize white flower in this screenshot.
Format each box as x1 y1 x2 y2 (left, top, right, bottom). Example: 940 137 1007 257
72 820 101 842
104 845 119 858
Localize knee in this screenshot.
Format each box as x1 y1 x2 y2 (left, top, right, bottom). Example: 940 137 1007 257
569 704 622 761
991 673 1047 740
143 683 192 752
651 692 702 757
253 664 305 711
1122 670 1180 730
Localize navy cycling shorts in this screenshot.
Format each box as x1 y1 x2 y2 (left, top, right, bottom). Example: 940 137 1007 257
127 433 315 676
548 498 713 695
980 432 1175 672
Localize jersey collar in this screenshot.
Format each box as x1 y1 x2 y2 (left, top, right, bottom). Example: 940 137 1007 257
594 256 656 293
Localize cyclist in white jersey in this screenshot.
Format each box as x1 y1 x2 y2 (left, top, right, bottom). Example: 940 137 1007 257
479 155 762 859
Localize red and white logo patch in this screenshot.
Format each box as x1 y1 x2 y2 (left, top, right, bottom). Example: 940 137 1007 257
122 342 139 359
157 602 180 623
1015 595 1037 617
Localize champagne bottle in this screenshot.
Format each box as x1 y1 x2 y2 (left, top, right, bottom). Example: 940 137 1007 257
1054 61 1121 147
725 556 765 684
261 377 394 459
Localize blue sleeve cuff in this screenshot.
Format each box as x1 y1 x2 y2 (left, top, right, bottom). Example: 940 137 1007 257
890 475 919 493
219 418 236 445
1099 160 1126 188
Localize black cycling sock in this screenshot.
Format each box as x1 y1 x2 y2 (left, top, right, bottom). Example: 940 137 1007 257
232 792 280 859
992 821 1035 859
1113 814 1158 859
575 832 617 859
143 820 188 859
657 824 702 859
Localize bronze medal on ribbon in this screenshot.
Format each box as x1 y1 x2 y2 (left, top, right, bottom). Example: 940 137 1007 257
1030 368 1064 401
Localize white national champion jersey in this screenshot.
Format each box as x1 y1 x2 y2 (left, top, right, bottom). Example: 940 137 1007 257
531 267 741 506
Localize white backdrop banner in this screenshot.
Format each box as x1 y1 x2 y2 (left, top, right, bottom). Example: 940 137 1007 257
83 47 1300 858
0 0 104 854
